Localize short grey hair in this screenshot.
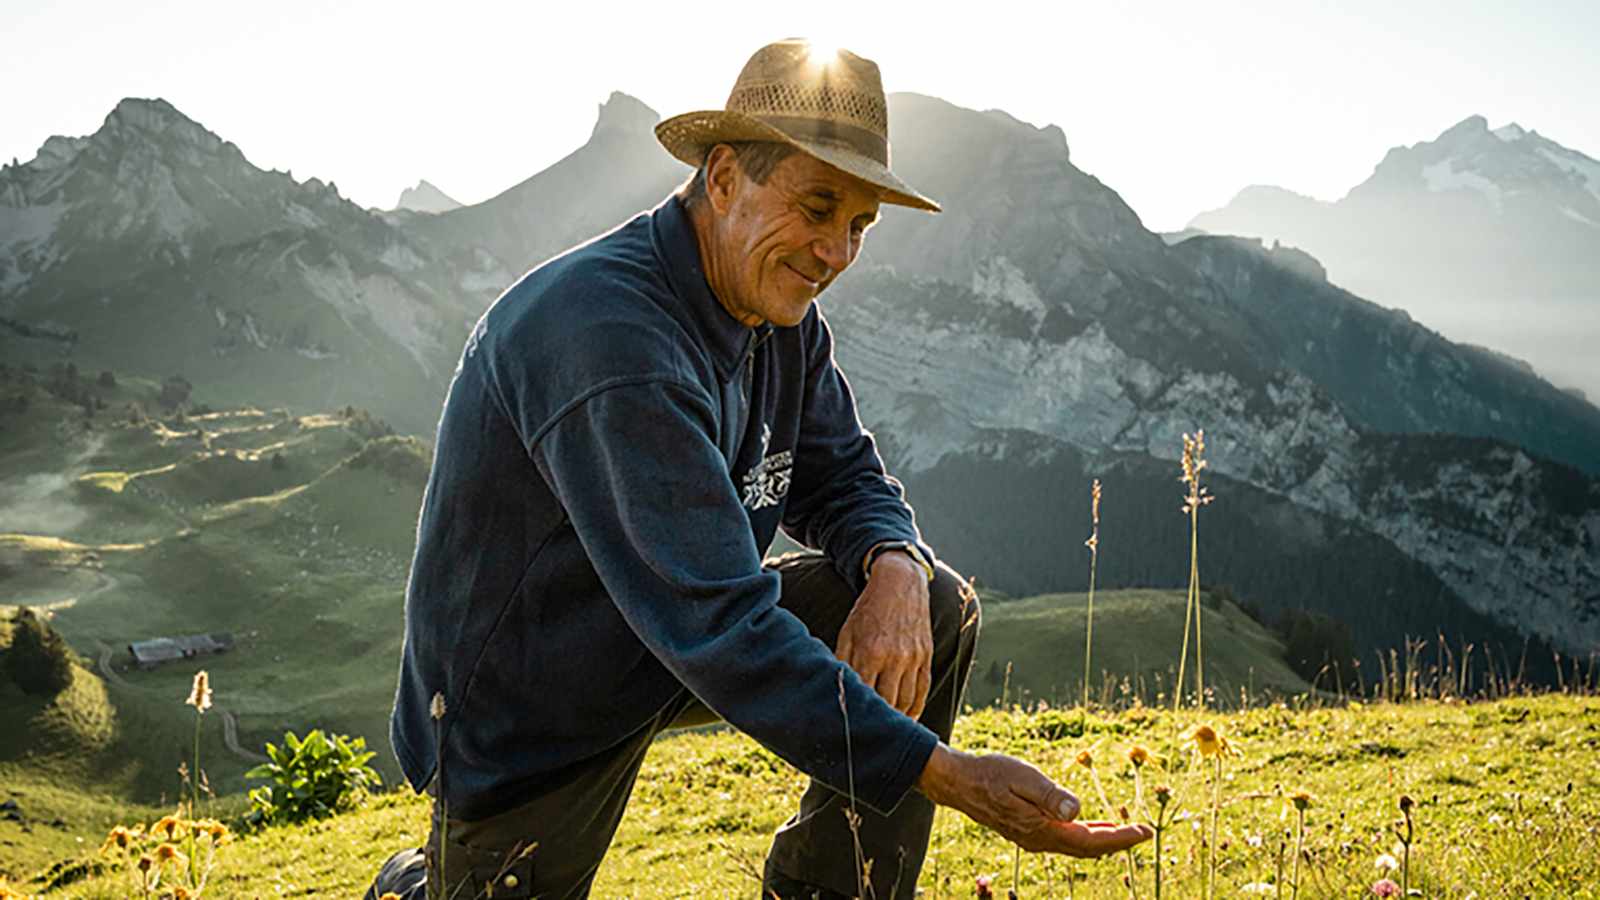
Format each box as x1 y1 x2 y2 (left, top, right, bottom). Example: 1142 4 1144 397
679 141 799 210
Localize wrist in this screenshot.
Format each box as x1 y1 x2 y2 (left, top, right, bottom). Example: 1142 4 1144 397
916 743 964 808
863 540 934 584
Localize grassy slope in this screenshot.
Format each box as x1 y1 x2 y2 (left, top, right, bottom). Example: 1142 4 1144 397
13 694 1597 898
969 590 1312 709
0 384 420 883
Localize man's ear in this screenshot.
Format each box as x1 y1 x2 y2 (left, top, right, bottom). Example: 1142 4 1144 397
703 144 742 215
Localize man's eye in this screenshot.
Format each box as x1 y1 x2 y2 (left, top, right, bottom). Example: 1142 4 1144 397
802 206 828 222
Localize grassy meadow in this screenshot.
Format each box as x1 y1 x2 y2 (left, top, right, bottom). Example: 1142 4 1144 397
4 375 1599 896
6 692 1596 897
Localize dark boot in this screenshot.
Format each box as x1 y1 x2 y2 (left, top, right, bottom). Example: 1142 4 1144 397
364 847 427 900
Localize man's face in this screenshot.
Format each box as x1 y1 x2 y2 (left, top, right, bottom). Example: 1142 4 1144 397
707 149 882 328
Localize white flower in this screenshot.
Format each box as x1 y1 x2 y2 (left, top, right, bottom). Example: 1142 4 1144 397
1240 883 1276 895
1375 853 1400 873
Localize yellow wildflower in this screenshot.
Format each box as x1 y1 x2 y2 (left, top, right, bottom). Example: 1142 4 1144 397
1075 749 1094 769
152 815 183 840
1291 790 1314 812
153 842 184 865
185 670 213 713
1127 745 1150 768
100 825 135 854
1187 724 1233 758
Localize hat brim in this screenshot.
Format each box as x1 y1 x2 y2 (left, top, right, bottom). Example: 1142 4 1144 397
655 109 941 213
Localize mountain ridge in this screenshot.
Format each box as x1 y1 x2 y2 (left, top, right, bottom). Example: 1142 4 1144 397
2 92 1595 658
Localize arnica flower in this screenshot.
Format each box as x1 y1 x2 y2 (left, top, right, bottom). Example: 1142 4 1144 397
1291 790 1314 812
1375 853 1400 873
380 894 404 900
1127 745 1150 768
173 887 193 900
153 815 183 841
1372 878 1401 898
1075 749 1095 769
153 842 184 865
100 825 135 853
1153 784 1173 807
185 670 212 713
136 855 154 873
1187 724 1232 758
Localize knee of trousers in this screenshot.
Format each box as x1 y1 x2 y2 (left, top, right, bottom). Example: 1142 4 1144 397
929 561 980 652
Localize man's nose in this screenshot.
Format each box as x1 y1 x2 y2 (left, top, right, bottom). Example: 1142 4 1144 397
811 226 853 274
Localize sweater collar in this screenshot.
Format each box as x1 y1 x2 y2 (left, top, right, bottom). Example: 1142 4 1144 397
652 195 765 379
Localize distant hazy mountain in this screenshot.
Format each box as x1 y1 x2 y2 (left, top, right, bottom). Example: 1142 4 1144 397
393 179 462 214
0 98 486 435
1188 115 1600 399
2 94 1595 662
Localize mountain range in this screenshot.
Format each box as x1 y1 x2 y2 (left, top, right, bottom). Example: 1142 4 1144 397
2 92 1596 668
1188 115 1600 401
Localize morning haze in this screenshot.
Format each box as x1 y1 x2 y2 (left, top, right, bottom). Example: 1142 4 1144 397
1 10 1597 897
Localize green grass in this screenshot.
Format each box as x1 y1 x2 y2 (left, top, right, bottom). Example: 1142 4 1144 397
6 384 1596 895
970 590 1313 709
9 694 1595 897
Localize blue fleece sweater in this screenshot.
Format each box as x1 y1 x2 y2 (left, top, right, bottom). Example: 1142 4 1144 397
390 195 939 821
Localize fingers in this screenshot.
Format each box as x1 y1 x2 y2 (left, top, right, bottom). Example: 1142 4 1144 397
1007 765 1081 822
1047 821 1154 858
908 659 931 721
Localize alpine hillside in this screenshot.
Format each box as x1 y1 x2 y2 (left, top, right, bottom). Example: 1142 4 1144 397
2 93 1596 667
1188 115 1600 401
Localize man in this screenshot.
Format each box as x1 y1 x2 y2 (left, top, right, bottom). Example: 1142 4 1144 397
369 40 1150 900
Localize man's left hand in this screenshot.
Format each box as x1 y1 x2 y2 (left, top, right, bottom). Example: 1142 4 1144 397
836 552 932 720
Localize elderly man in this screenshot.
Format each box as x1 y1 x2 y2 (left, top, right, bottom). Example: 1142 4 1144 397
368 40 1150 900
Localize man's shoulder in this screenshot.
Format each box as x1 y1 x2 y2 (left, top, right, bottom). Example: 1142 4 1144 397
502 212 665 319
478 210 707 387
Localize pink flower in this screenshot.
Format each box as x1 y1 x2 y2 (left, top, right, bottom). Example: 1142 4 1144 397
975 874 994 898
1372 878 1401 898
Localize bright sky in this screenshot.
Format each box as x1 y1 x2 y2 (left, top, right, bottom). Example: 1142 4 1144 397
3 1 1597 232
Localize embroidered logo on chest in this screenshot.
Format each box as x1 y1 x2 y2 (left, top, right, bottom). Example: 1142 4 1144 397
740 424 792 511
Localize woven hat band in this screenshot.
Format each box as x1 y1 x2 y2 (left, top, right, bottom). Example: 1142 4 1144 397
753 114 889 166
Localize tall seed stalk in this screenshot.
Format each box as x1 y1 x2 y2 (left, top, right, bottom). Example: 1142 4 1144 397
430 691 447 900
183 670 212 888
1083 479 1102 714
1173 430 1214 712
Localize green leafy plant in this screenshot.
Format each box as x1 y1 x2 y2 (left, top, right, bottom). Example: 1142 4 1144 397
245 729 380 826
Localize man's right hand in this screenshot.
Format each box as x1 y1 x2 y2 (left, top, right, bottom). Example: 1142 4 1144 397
915 744 1153 857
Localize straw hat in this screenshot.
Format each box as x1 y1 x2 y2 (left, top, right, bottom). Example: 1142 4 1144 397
655 40 940 213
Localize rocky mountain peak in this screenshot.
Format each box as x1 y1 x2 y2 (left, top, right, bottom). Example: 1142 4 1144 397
1493 122 1528 143
590 91 660 141
1437 113 1491 143
31 135 90 171
395 179 462 214
100 98 226 155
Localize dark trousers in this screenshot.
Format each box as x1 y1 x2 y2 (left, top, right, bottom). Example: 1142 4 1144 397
367 551 980 900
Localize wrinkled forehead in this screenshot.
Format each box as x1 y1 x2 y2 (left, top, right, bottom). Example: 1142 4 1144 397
770 151 884 212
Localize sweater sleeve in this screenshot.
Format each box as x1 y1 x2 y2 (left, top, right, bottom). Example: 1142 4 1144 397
781 312 935 595
531 377 937 814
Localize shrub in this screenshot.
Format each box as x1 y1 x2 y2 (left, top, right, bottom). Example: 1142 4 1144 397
1279 609 1356 685
158 374 192 410
245 729 380 826
4 608 75 696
